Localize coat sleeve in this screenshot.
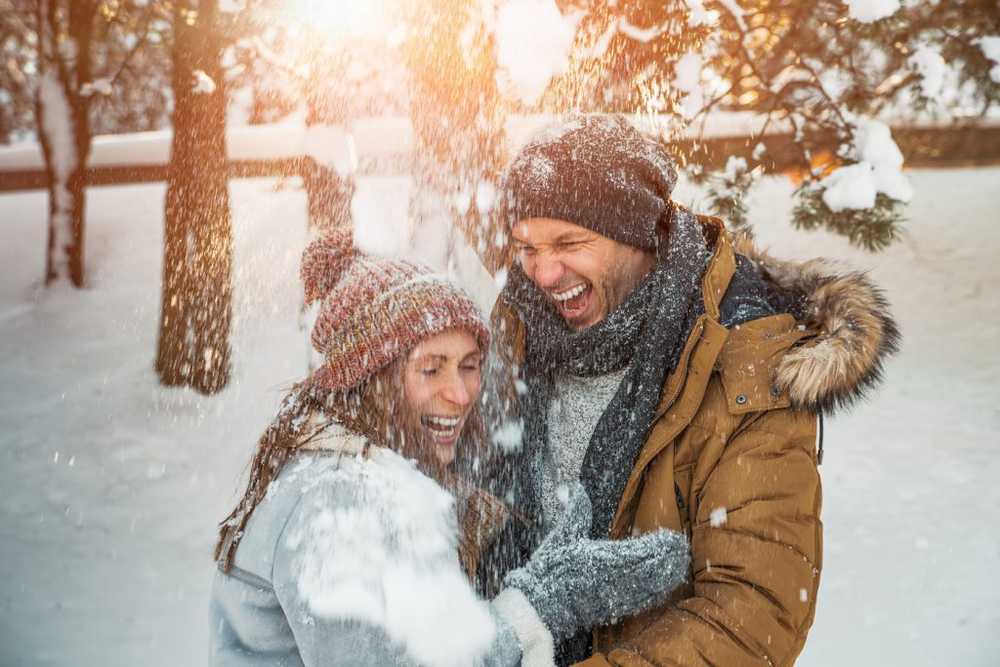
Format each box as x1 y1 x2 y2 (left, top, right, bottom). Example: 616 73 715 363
269 503 423 667
579 407 822 667
269 482 525 667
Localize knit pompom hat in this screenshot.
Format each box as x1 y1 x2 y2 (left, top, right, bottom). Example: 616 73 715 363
300 228 490 393
497 114 678 250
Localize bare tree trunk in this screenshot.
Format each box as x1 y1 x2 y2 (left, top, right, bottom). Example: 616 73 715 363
156 0 232 394
34 0 94 288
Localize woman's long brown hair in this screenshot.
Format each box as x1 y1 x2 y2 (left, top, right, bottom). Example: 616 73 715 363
213 360 501 576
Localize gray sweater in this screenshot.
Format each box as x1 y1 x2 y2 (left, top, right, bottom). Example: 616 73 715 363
209 427 546 667
537 369 627 526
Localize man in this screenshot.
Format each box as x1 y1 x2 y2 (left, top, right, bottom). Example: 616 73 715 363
485 115 899 666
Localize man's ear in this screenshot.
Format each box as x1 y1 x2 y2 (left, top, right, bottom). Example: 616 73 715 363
655 200 675 251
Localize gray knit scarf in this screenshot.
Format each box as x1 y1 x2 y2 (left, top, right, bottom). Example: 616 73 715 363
501 206 711 541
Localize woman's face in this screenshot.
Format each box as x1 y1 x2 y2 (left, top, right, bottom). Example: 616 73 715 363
402 329 483 466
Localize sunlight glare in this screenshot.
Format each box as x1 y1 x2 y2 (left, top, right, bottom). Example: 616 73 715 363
281 0 391 40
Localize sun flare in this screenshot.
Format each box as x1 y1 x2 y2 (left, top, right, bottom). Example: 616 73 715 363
279 0 393 40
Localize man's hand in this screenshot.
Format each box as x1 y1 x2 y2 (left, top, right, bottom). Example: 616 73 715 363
504 483 690 643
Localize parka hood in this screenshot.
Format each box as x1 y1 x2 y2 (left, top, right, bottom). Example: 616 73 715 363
733 234 901 415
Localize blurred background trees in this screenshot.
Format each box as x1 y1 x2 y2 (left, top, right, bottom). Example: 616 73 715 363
2 0 998 391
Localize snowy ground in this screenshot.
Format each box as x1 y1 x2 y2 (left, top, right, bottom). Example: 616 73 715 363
1 169 998 665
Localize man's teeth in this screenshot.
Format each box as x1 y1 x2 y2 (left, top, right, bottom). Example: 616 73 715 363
551 283 588 302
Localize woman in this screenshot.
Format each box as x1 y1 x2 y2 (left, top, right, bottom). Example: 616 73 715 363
209 230 690 667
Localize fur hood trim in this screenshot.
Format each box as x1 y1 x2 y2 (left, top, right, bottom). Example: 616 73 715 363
733 234 901 415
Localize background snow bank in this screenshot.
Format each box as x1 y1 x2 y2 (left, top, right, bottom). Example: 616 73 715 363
1 169 998 665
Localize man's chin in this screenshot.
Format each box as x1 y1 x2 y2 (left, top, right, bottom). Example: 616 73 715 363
561 304 604 332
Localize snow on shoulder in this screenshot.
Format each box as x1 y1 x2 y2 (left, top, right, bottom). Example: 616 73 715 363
285 442 496 667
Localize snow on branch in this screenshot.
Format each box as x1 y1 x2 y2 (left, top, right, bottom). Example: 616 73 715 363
843 0 900 24
80 78 113 97
908 46 947 102
820 118 912 212
193 70 217 94
976 36 1000 84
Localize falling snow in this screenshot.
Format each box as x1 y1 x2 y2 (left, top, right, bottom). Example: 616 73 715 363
1 135 999 666
673 52 704 119
494 0 578 105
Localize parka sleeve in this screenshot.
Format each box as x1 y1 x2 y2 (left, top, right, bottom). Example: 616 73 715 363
269 496 423 667
578 407 823 667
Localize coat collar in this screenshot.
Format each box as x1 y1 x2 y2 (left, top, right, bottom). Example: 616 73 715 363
296 416 369 455
730 230 900 414
681 212 899 415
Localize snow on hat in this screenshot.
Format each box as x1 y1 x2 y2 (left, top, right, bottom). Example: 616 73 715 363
498 114 678 250
301 228 490 393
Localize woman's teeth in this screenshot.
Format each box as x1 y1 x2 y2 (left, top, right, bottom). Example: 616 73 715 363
552 283 588 302
422 415 460 439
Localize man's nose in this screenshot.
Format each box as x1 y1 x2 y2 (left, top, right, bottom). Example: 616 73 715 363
532 255 565 289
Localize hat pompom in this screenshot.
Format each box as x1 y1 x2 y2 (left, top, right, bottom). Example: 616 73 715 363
301 228 356 306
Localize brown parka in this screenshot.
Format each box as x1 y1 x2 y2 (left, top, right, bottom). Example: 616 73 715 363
492 215 899 667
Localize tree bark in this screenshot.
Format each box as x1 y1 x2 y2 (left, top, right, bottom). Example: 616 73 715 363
155 0 232 394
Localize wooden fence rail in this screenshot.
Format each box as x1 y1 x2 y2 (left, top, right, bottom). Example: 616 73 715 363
2 122 999 194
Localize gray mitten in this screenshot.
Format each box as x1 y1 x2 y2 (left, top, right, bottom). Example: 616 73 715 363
504 483 690 644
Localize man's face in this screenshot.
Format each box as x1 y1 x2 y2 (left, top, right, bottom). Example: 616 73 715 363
511 217 656 331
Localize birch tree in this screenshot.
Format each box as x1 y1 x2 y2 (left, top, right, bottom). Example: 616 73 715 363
33 0 98 287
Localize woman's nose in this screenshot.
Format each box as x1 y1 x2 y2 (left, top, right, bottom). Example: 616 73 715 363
442 373 472 407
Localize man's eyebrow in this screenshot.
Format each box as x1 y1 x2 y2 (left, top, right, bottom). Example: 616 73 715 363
551 230 589 243
515 231 588 246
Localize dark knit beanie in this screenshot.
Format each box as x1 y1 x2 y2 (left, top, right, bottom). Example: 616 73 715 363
300 228 490 392
497 114 678 250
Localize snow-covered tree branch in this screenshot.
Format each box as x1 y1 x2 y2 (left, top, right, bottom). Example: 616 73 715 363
490 0 999 250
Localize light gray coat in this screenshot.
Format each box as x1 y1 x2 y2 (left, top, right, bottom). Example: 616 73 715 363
209 428 527 667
